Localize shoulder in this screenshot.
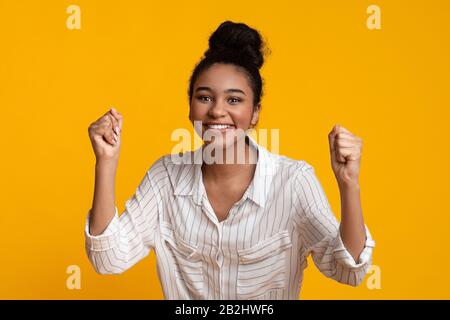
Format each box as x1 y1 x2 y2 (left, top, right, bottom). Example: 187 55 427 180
261 149 319 196
267 150 315 179
137 155 166 189
145 150 197 190
290 158 318 188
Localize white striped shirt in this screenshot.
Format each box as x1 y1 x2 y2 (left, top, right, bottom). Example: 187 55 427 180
84 135 375 300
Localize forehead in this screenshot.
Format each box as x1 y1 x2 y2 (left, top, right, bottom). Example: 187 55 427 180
195 63 251 93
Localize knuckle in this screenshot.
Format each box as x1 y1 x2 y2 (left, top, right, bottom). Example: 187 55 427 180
89 123 98 131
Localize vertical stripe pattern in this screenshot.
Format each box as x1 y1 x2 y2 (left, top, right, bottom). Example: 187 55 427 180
85 135 375 299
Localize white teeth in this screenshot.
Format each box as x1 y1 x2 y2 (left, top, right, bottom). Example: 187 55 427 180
207 124 233 129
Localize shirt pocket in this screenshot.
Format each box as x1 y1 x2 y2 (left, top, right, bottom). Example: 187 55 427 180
236 230 293 300
160 221 204 298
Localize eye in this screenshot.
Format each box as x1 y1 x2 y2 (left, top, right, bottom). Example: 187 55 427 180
197 95 212 103
228 97 242 105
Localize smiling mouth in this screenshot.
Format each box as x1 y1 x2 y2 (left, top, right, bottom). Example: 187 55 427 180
203 124 236 130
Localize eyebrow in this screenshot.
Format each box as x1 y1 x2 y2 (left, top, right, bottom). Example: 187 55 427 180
195 86 246 96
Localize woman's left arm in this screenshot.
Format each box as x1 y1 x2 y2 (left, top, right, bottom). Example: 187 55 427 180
328 124 366 263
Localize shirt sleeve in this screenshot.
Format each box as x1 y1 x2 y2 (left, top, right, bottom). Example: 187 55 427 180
84 158 164 275
292 162 376 287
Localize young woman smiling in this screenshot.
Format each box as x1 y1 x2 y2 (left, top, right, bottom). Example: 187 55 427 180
85 21 375 300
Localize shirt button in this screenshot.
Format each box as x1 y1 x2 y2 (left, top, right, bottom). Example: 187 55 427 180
216 250 223 266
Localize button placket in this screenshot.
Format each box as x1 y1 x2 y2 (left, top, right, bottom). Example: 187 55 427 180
215 222 223 299
205 196 242 299
218 205 239 300
215 223 223 266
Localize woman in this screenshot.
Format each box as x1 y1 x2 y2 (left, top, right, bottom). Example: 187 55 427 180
85 21 375 300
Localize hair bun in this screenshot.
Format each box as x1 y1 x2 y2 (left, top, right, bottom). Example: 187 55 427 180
204 21 266 69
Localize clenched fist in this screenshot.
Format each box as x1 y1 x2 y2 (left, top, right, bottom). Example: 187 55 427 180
328 124 363 187
88 107 123 162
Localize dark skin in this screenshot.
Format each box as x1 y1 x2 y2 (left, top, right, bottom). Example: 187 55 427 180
189 63 260 222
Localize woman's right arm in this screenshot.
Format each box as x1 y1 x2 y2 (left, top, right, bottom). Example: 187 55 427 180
85 108 159 275
88 107 122 236
90 159 118 236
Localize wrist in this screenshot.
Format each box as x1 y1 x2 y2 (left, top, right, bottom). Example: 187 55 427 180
95 158 118 170
337 178 360 191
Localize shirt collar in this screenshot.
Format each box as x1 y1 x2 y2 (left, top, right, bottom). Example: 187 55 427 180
167 134 278 208
244 135 278 208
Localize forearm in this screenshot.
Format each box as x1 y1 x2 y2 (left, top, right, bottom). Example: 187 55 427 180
89 159 118 236
338 180 366 263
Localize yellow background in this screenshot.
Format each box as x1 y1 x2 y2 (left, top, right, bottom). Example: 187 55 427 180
0 0 449 299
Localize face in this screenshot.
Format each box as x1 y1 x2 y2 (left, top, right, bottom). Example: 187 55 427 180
189 63 260 150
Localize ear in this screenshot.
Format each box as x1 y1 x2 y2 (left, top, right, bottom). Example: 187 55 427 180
250 103 261 127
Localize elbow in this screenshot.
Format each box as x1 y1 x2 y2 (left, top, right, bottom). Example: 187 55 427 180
93 266 125 275
328 263 368 287
348 277 364 287
91 262 126 275
87 252 127 275
343 269 368 287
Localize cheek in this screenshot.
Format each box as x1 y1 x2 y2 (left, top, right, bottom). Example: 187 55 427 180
230 106 254 126
188 108 194 121
189 103 205 121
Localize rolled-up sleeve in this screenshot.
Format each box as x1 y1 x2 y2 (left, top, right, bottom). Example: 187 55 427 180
84 160 163 275
293 162 376 287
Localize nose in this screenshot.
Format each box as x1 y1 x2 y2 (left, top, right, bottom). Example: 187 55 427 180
207 100 226 118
